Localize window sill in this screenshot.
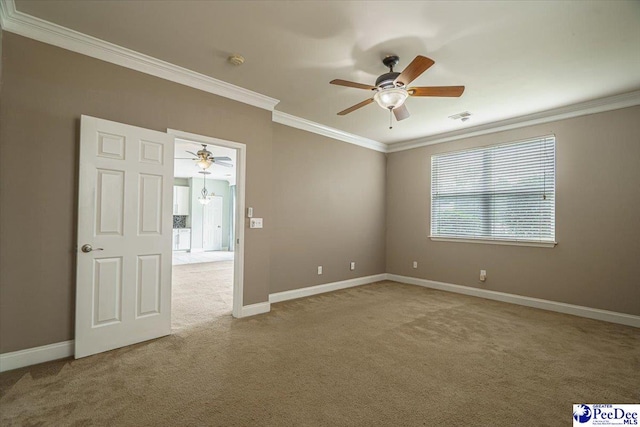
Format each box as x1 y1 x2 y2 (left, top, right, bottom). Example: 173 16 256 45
429 236 557 248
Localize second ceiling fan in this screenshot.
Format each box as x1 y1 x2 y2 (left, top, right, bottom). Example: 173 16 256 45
330 55 465 126
175 143 232 169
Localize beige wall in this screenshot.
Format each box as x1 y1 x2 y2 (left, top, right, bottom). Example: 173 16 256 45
1 31 638 355
386 106 640 316
270 124 386 293
0 33 275 352
0 33 389 354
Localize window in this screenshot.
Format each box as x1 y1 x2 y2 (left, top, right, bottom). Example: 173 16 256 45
430 135 556 246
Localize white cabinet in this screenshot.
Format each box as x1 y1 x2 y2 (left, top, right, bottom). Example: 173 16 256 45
173 186 190 215
172 229 179 250
178 229 191 250
172 228 191 251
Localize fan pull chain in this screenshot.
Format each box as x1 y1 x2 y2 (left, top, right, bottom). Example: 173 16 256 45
389 108 393 129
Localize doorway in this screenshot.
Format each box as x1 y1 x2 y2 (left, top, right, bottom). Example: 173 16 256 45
169 129 245 321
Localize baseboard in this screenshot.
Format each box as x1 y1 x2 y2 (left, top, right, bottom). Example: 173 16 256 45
0 340 74 373
5 274 634 373
387 274 640 328
237 301 271 318
269 273 387 303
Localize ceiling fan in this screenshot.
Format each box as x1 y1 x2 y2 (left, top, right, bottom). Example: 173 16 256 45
175 144 232 169
330 55 465 127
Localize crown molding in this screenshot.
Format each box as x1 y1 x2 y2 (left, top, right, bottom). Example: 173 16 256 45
0 0 279 111
272 111 388 153
2 0 638 153
387 90 640 153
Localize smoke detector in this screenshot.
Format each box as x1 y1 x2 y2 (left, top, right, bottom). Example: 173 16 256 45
449 111 472 122
228 54 245 66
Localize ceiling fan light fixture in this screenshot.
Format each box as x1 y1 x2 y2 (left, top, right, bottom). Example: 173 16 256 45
198 170 213 205
374 88 409 110
196 158 212 169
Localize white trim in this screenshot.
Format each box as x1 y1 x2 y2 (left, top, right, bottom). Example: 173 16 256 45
0 340 74 373
0 0 279 111
272 111 387 153
238 302 271 318
269 274 387 303
387 274 640 328
0 0 10 29
167 129 246 319
4 273 637 372
429 236 557 248
387 90 640 153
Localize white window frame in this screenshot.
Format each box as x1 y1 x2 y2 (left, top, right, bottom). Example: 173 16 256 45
429 135 557 248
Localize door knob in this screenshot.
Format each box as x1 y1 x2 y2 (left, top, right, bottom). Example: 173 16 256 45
81 244 103 253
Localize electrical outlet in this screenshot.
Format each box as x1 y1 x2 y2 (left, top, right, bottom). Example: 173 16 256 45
350 261 356 271
413 261 418 269
480 270 487 282
317 266 323 275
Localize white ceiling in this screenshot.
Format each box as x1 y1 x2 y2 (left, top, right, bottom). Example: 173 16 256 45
13 0 640 145
174 138 236 185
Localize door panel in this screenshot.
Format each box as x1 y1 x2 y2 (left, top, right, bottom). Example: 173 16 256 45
136 254 161 317
93 257 122 326
138 174 163 234
76 115 174 359
96 169 124 235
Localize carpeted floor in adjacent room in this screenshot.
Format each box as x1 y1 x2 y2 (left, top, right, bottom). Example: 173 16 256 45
1 277 638 426
171 260 234 331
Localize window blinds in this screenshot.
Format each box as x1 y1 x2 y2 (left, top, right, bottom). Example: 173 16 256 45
431 136 555 243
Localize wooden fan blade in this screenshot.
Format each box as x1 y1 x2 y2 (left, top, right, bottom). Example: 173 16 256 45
337 98 375 115
393 104 410 121
394 55 435 87
330 79 376 91
409 86 465 97
214 161 233 168
211 156 231 161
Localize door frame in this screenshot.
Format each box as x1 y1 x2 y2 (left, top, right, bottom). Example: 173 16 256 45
168 129 246 318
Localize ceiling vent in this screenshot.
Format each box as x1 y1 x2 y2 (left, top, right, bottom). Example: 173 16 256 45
449 111 472 122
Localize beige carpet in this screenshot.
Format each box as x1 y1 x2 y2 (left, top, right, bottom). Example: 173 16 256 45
1 280 638 426
171 261 234 331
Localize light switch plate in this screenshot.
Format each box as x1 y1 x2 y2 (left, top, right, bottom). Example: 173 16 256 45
247 207 253 218
249 218 263 228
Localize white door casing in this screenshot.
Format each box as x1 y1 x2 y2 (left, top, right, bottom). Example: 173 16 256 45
76 115 174 358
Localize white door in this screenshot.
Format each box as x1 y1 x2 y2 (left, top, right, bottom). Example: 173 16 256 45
75 115 174 358
203 196 223 250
